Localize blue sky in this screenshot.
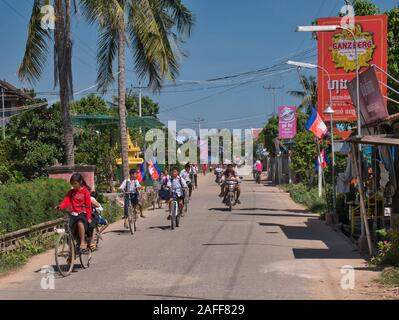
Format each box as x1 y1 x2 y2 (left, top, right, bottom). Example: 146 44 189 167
1 0 398 131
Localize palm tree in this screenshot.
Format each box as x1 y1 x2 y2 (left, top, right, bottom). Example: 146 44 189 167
81 0 194 179
18 0 76 166
288 75 318 116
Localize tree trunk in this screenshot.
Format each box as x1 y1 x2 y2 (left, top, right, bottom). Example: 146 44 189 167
55 0 75 166
118 19 130 179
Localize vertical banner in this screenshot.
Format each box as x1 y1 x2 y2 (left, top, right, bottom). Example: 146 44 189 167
278 106 297 140
317 15 387 122
347 66 388 125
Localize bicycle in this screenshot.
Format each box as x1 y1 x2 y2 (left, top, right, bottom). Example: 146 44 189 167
152 180 163 210
54 216 92 277
169 190 182 230
92 213 109 250
123 191 139 235
183 187 190 215
255 171 261 184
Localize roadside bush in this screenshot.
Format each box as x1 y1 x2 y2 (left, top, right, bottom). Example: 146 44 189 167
371 231 399 267
102 200 123 224
0 178 70 234
283 183 327 216
0 234 57 274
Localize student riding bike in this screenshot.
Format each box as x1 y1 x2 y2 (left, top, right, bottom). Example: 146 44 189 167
180 163 193 198
57 173 93 251
166 168 187 220
119 169 141 229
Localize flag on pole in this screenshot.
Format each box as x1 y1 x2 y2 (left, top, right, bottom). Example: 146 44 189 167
306 108 328 139
148 160 160 181
137 163 146 183
316 149 329 172
152 157 161 176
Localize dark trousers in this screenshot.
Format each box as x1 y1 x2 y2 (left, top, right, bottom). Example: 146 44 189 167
194 174 198 188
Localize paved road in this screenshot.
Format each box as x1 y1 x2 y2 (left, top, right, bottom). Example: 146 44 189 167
0 174 380 300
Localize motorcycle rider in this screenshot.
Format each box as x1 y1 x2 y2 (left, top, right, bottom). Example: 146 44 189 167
214 164 224 183
218 164 241 205
255 160 263 183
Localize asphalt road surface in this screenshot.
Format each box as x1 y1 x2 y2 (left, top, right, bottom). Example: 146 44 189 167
0 174 380 300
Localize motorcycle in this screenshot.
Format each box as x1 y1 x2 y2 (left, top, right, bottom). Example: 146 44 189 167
215 171 223 184
224 179 239 211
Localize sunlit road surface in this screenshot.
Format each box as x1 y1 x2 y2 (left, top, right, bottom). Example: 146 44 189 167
0 174 380 300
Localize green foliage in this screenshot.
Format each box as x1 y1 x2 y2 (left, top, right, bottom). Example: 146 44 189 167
0 178 70 234
124 93 160 117
287 75 317 115
70 94 112 116
371 231 399 267
5 103 65 180
257 115 278 155
102 200 123 224
291 131 317 185
353 0 380 16
282 183 327 216
378 267 399 287
0 234 57 274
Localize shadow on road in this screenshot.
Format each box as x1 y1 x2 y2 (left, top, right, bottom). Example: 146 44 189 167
208 208 232 212
149 225 171 231
258 221 361 259
234 212 317 218
106 230 132 235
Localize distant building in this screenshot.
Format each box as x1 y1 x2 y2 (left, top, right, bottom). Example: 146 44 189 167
0 80 33 125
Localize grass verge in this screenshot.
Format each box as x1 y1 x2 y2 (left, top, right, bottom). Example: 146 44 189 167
281 183 327 217
378 268 399 287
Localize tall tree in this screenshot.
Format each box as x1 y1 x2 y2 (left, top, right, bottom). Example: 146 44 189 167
18 0 76 166
287 75 318 115
81 0 194 179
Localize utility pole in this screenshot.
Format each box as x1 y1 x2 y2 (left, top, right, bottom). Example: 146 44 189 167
1 87 5 140
263 84 284 116
193 117 204 140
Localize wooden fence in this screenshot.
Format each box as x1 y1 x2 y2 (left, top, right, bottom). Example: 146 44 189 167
0 218 66 254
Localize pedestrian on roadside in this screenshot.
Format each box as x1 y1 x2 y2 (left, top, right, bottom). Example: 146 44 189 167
203 164 207 176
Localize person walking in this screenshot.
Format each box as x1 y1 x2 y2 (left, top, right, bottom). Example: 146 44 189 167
203 164 207 176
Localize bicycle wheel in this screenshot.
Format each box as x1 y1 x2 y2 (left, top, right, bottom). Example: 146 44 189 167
133 206 138 232
128 206 135 235
176 211 181 228
170 202 176 230
79 247 92 269
55 232 75 277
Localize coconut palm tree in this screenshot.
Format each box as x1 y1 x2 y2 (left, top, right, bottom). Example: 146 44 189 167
288 75 318 116
18 0 76 166
80 0 194 179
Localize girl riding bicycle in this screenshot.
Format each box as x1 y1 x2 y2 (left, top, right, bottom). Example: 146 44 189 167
57 173 93 251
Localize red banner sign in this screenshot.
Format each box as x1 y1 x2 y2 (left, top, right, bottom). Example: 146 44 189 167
317 15 387 122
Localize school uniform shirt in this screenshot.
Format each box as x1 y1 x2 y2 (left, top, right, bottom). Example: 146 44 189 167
59 186 92 221
167 177 188 197
119 179 141 194
180 169 191 182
